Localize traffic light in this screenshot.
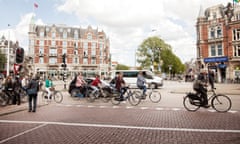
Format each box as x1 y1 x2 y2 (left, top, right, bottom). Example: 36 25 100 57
16 48 24 63
62 53 66 64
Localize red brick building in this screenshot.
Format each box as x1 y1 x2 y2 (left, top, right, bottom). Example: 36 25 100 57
28 23 111 79
196 3 240 82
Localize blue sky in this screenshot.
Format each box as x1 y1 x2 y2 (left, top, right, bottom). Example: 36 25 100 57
0 0 232 66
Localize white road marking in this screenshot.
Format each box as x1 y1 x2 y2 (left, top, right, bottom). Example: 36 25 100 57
0 123 47 144
0 120 240 134
55 104 239 113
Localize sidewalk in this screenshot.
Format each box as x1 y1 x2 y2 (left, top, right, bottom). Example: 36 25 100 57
170 82 240 95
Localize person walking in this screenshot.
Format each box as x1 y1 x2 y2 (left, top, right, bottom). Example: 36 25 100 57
27 76 39 112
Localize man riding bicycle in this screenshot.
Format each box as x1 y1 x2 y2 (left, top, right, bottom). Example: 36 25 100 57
193 69 209 108
137 71 147 99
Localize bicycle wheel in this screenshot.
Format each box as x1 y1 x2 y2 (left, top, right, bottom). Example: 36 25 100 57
54 91 63 103
211 94 232 113
86 91 96 103
20 89 28 102
183 96 200 112
100 90 111 103
0 92 8 107
128 91 141 106
111 94 121 105
149 90 161 103
71 89 82 101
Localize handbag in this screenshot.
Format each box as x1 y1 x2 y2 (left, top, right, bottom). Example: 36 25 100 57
27 87 37 95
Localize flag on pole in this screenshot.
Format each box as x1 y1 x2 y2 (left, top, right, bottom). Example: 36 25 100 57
34 2 38 8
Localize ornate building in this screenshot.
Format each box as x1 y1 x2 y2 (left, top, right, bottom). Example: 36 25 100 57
28 23 111 79
196 3 240 82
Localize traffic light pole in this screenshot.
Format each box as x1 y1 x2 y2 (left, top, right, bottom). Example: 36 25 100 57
62 53 67 89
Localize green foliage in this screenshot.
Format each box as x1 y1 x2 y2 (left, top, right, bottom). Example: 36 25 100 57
116 64 129 70
137 36 185 74
0 51 7 71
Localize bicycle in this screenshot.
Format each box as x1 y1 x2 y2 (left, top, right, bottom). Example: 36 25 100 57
0 88 10 106
111 86 141 106
70 85 95 102
41 86 63 104
183 88 232 112
134 86 161 103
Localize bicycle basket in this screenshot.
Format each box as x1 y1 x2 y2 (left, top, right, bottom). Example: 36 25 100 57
50 87 55 91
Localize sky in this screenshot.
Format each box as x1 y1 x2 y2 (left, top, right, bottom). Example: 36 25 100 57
0 0 233 66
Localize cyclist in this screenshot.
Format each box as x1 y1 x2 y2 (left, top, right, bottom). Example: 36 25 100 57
75 72 87 96
115 72 126 101
193 69 209 108
91 74 102 94
137 71 147 99
45 76 53 100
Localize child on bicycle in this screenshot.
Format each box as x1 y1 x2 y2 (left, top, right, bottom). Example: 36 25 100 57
137 71 147 99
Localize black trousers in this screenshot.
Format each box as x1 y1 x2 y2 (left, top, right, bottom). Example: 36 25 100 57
28 94 37 111
198 86 208 105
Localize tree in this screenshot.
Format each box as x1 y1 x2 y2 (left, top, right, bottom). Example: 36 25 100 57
137 36 185 74
0 51 7 71
116 64 129 70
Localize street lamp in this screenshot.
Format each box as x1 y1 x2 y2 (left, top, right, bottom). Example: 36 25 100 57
7 25 10 76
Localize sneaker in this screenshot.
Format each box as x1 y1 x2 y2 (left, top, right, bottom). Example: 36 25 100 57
32 110 36 112
28 109 32 112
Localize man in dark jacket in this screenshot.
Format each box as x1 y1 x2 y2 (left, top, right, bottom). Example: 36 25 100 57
27 76 39 112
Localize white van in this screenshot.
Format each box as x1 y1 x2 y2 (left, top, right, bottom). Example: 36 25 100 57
111 70 163 89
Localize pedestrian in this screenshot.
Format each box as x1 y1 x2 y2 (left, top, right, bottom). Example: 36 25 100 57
4 75 14 104
208 70 215 89
45 76 53 100
136 71 147 99
115 72 126 101
27 76 39 112
13 75 22 105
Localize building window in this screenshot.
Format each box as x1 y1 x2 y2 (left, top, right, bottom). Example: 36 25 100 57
40 31 44 38
83 58 88 64
51 40 56 46
210 27 215 38
74 50 78 55
91 58 96 64
52 32 56 39
74 42 78 49
49 49 57 55
39 57 44 64
63 41 67 47
217 44 223 56
29 39 34 46
40 40 44 46
210 45 216 56
74 30 78 40
87 33 92 40
39 47 44 54
63 31 67 39
217 26 222 38
234 45 240 57
233 29 240 41
74 57 78 64
83 42 88 49
209 44 223 57
49 57 57 64
62 48 67 55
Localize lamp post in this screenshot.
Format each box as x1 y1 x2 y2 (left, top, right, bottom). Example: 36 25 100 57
7 25 10 76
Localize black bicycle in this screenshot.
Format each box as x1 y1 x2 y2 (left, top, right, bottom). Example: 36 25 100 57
183 88 232 112
111 86 141 106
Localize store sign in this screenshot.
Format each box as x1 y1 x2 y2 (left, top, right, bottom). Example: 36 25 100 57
204 56 228 63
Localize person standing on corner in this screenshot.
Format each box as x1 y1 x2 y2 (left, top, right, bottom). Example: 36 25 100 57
27 76 39 112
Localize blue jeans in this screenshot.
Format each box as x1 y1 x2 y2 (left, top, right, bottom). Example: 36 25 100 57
138 85 147 95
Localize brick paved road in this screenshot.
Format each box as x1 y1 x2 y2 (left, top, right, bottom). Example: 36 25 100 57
0 80 239 144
